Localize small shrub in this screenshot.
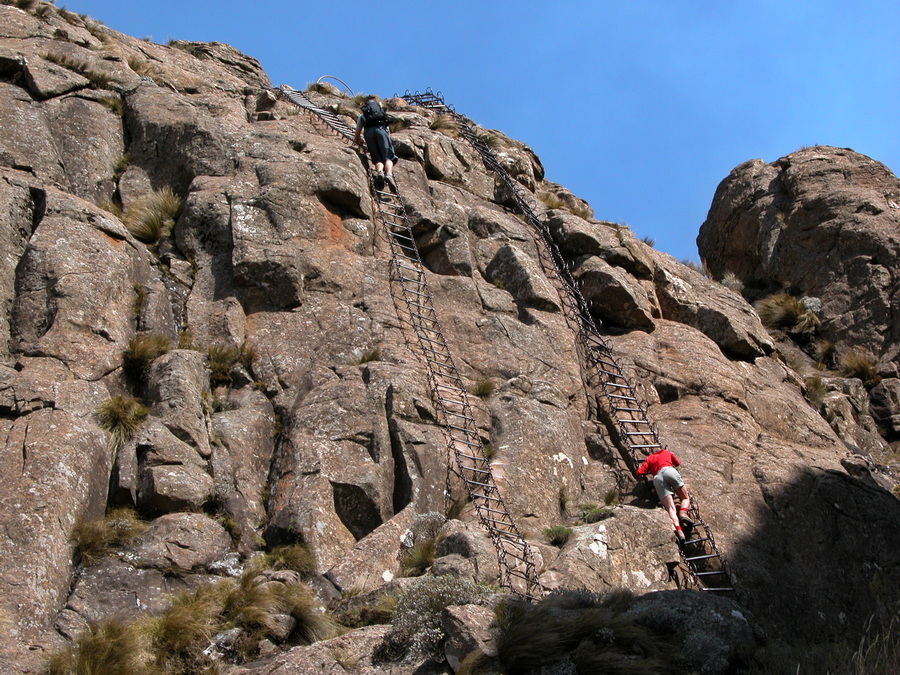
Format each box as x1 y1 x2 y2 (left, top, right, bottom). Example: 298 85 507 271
123 333 172 383
46 619 155 675
351 348 381 365
543 525 573 547
304 81 334 94
578 503 614 524
380 576 492 660
603 488 621 507
73 507 148 566
126 56 157 78
445 493 468 520
640 235 656 247
838 347 881 386
680 259 706 275
95 395 149 449
470 379 495 399
124 187 182 244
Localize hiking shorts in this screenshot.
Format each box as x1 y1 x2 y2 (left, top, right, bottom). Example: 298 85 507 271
364 126 398 165
652 466 685 500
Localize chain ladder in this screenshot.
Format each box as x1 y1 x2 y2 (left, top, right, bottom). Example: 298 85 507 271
278 85 541 598
402 89 733 593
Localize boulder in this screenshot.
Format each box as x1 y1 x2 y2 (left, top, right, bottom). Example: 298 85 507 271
123 513 232 572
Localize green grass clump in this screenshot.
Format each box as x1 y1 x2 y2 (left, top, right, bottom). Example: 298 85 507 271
804 375 828 408
578 503 615 524
543 525 574 547
838 347 881 386
124 187 182 244
73 507 148 566
95 395 149 449
123 333 172 384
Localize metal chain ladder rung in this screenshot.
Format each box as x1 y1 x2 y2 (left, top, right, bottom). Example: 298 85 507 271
278 85 541 599
402 89 733 593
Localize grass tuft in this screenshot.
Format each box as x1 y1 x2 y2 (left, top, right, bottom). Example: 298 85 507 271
493 589 673 674
207 342 256 388
123 333 172 384
46 619 156 675
429 114 459 136
399 539 436 578
124 187 182 244
73 507 148 566
42 51 113 88
96 395 149 449
838 347 881 386
470 379 495 399
267 544 317 578
754 292 819 334
543 525 574 547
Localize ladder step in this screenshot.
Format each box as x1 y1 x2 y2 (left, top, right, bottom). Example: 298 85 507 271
695 570 729 577
684 553 721 562
699 587 735 592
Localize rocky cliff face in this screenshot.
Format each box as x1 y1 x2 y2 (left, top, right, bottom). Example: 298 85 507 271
1 2 899 673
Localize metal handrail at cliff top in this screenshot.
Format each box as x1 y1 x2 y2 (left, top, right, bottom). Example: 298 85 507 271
401 89 733 594
277 84 541 599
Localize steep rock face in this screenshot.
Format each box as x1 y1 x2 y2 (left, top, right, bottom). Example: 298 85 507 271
698 146 900 366
0 3 898 672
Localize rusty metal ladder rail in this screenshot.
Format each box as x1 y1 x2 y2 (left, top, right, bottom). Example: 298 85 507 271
402 89 733 593
277 85 541 599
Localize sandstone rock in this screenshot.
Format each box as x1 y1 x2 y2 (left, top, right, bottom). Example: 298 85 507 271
224 624 393 675
485 243 559 312
624 589 758 674
575 255 656 331
145 349 211 457
123 512 231 571
699 146 900 362
0 407 112 630
442 603 497 671
653 257 774 360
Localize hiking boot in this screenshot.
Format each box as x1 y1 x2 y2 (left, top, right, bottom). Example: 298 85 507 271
374 171 385 188
679 514 695 529
385 173 396 190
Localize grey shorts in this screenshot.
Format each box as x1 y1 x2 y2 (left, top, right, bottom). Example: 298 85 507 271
652 466 684 500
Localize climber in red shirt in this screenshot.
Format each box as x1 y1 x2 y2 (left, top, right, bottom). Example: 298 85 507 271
637 447 694 542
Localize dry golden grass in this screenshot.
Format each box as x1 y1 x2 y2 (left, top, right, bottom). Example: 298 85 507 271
838 347 881 386
124 188 182 244
73 507 148 566
95 396 149 449
123 333 172 383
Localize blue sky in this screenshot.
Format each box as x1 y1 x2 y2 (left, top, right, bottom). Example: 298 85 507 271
64 0 899 263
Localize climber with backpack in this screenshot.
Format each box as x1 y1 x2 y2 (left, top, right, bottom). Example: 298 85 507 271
354 96 399 189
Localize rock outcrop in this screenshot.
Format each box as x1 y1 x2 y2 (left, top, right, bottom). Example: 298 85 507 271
1 2 899 673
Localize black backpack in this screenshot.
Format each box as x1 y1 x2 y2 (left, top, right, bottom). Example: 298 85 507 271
361 99 389 128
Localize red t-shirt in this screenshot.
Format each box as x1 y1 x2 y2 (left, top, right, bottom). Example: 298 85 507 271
636 448 680 477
